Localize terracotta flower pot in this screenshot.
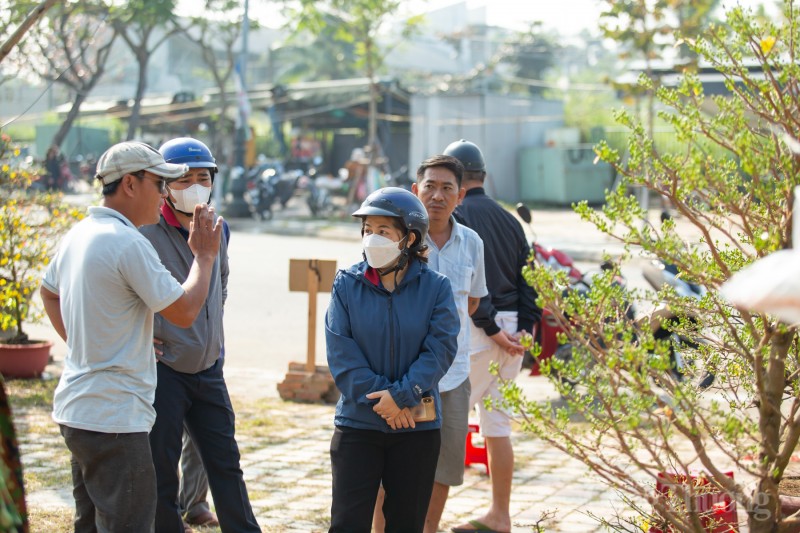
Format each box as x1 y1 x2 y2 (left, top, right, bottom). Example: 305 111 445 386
0 340 53 379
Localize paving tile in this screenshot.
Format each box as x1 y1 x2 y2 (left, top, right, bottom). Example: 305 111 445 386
20 383 745 533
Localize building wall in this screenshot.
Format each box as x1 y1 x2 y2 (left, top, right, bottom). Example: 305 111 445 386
409 93 563 201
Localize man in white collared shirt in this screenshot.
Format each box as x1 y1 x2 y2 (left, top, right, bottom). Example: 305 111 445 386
372 154 487 533
416 155 488 532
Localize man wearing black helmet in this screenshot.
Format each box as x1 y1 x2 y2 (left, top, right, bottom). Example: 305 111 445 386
444 140 540 533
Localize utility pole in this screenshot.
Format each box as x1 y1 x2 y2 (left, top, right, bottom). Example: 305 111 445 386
234 0 249 169
224 0 252 217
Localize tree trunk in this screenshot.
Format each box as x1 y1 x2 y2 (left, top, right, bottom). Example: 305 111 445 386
750 330 794 532
213 85 229 161
51 89 88 149
365 37 379 167
52 54 108 148
126 52 149 141
0 0 59 64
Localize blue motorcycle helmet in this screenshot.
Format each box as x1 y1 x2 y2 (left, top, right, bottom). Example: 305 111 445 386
159 137 218 180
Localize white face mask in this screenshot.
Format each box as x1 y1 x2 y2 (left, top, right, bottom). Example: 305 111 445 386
169 183 212 213
363 233 405 269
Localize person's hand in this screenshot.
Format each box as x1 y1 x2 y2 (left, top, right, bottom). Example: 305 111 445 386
153 337 164 357
489 330 525 356
386 408 415 430
187 204 223 261
366 390 401 419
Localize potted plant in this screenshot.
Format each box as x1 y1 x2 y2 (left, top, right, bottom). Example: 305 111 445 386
0 133 83 378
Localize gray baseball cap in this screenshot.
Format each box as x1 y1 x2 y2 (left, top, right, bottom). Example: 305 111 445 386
96 141 189 185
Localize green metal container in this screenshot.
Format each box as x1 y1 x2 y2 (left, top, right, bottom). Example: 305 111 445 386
519 146 613 205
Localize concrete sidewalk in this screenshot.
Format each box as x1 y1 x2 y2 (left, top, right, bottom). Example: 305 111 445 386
18 373 643 533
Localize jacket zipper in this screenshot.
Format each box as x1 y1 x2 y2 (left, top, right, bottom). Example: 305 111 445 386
388 294 395 380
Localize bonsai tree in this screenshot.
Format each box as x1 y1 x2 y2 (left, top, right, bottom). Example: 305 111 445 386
504 2 800 531
0 133 83 344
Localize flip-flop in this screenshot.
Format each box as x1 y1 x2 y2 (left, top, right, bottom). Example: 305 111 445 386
451 519 510 533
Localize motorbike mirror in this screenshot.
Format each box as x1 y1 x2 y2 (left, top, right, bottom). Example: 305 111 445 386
515 203 532 224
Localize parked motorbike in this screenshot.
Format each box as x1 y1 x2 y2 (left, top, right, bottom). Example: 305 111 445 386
306 167 349 218
642 258 714 389
244 162 279 220
514 203 631 380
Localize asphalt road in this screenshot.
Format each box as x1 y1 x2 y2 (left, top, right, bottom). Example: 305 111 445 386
216 228 654 399
28 188 660 400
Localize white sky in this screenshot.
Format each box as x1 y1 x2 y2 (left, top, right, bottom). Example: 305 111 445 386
228 0 776 37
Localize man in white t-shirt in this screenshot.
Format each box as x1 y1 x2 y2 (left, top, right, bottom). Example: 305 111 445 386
40 141 224 532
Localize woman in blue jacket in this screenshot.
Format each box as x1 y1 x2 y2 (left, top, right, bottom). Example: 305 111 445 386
326 187 460 533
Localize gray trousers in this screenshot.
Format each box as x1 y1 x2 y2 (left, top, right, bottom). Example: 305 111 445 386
179 427 210 520
60 425 156 533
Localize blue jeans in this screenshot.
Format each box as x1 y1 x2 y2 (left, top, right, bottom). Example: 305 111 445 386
60 425 156 533
149 359 259 532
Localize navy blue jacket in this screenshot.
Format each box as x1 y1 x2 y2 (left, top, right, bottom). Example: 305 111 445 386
455 187 541 335
325 259 459 432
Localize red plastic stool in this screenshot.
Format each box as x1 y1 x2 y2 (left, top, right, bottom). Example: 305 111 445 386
464 423 490 476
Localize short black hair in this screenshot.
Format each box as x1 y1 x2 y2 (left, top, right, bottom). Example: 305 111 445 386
463 169 486 183
97 170 145 196
415 155 464 188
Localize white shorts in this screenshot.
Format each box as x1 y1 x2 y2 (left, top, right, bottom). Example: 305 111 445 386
468 311 522 438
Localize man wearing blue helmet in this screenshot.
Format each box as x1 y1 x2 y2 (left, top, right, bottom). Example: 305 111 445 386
140 138 260 532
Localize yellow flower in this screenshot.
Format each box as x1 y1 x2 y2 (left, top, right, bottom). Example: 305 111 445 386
761 35 776 55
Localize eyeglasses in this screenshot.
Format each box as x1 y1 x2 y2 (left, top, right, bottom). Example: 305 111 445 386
132 171 167 194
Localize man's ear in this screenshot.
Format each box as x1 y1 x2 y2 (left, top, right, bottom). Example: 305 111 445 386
411 182 418 195
458 186 466 202
121 174 137 198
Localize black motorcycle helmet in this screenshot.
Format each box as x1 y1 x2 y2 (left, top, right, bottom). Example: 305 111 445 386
443 139 486 172
352 187 429 271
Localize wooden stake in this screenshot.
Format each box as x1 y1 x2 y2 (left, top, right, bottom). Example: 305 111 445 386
306 260 319 372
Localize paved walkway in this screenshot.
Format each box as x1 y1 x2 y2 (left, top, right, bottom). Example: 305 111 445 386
18 198 731 531
18 373 637 533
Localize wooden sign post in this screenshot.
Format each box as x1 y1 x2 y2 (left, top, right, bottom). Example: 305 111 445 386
280 259 339 403
288 258 337 371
